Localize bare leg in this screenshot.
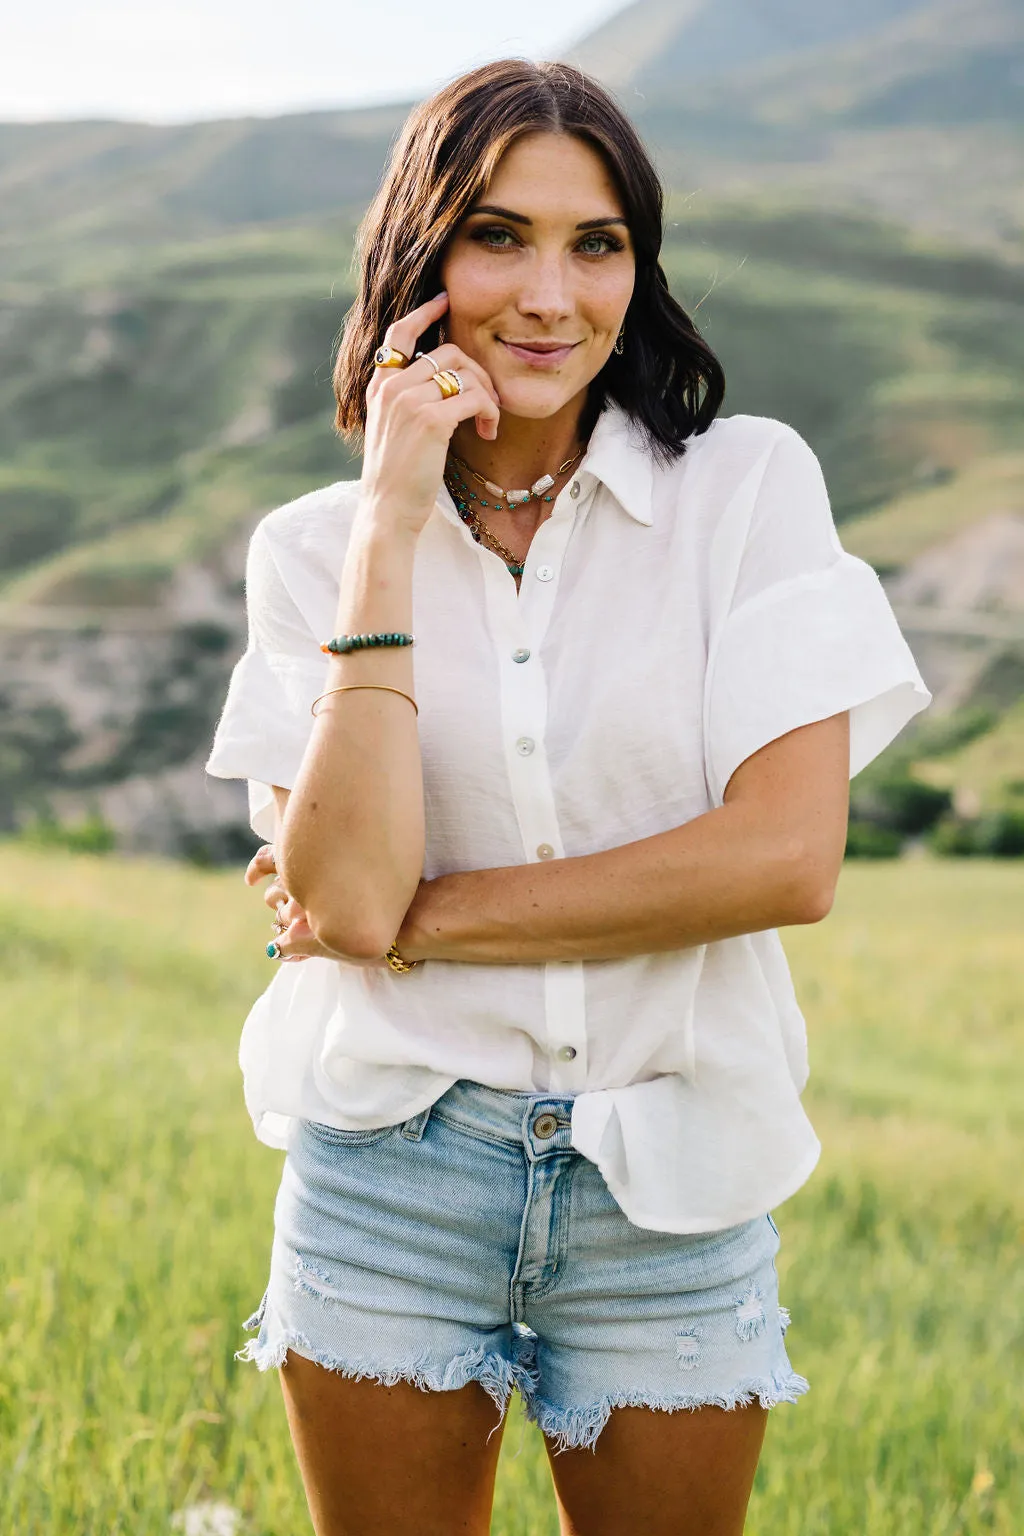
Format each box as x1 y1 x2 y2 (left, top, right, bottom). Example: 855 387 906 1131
279 1350 508 1536
547 1402 768 1536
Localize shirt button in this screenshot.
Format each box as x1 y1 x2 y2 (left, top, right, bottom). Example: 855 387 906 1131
516 737 535 756
557 1045 577 1062
512 648 531 664
569 480 581 499
536 843 555 860
536 564 554 582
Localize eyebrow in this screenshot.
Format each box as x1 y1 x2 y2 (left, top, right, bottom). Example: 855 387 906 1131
469 204 628 232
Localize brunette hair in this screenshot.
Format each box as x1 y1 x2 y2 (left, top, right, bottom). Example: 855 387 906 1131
333 59 725 460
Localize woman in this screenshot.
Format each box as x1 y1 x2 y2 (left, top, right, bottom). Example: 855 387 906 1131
206 58 931 1536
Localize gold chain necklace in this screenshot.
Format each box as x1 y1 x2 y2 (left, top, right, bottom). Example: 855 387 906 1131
443 465 529 576
443 445 585 578
448 446 583 513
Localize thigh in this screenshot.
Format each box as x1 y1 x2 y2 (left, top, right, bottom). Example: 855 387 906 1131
280 1351 507 1536
547 1401 767 1536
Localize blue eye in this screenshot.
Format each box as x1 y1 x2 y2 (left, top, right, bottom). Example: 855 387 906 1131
578 232 624 256
475 226 519 249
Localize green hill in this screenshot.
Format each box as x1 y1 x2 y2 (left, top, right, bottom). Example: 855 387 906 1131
0 0 1022 852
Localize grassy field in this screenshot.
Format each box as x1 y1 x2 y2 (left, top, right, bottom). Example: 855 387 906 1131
0 847 1021 1534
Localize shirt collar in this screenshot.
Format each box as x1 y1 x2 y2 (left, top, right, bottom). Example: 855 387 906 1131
576 401 655 527
434 400 655 529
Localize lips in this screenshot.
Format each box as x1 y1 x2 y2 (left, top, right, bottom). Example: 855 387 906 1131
501 339 580 367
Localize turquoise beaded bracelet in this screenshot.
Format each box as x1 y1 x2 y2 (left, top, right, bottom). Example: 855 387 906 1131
320 632 415 655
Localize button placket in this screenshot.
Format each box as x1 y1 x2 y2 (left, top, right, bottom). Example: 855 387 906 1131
477 500 588 1094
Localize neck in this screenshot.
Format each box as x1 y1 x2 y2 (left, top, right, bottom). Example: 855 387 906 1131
449 391 588 492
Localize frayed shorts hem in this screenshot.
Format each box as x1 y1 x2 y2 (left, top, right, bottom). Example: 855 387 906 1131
237 1309 809 1454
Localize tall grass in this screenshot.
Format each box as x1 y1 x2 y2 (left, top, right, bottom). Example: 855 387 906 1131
1 848 1020 1533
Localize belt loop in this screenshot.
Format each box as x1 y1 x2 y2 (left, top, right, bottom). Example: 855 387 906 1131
400 1106 432 1142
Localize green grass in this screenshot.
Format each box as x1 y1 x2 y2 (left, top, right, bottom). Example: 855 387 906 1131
1 850 1021 1534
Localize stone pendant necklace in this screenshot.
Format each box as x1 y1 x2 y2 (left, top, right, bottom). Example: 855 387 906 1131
443 464 529 576
443 445 585 579
447 446 584 513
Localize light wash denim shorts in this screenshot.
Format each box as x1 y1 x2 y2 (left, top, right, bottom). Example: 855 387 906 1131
239 1079 808 1450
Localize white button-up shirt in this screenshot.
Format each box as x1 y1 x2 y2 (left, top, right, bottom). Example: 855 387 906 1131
206 405 931 1232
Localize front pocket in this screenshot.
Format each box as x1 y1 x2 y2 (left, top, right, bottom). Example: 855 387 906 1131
300 1118 397 1147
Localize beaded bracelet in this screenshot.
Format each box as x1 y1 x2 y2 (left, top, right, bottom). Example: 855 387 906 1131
320 632 415 655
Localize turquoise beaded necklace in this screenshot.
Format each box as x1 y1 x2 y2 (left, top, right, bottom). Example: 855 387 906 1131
443 445 584 579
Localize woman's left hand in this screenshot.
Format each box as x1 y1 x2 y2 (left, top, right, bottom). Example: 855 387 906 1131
245 843 384 965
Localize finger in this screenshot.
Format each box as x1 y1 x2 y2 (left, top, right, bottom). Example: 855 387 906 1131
284 911 315 940
263 879 289 913
430 381 501 440
372 371 500 441
244 843 277 886
427 346 501 411
275 919 319 961
383 291 449 363
382 347 501 418
411 370 500 425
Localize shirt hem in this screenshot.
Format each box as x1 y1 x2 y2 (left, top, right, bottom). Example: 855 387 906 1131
607 1135 822 1234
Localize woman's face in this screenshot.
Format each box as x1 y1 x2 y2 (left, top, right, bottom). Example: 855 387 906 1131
439 131 636 423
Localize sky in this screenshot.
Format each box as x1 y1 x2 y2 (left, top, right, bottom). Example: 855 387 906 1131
1 0 626 123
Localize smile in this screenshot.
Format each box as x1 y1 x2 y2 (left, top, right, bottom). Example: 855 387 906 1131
500 339 581 368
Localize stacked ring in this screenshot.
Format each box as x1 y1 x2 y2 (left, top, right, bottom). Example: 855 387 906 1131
434 369 463 400
374 345 409 369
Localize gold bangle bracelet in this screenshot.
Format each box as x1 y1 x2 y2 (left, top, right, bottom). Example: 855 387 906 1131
311 684 418 718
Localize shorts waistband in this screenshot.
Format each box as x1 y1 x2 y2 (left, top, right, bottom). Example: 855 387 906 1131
429 1078 575 1148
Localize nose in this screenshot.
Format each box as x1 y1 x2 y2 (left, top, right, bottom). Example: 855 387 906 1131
515 250 574 327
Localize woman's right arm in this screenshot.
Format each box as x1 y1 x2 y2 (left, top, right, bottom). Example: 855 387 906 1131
274 293 499 959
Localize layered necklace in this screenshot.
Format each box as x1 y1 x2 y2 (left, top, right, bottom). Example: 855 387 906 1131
443 446 585 578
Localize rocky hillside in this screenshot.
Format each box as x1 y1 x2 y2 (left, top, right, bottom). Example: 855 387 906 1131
1 0 1022 855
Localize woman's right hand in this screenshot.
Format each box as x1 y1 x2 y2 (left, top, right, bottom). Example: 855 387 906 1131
359 291 501 538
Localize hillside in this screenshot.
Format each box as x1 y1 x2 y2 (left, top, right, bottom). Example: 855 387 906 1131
574 0 1024 254
572 0 931 89
0 0 1022 854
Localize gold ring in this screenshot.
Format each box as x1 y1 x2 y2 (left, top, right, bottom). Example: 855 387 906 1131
433 370 461 400
374 345 409 369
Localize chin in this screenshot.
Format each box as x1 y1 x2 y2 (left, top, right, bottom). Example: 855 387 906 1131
492 379 583 421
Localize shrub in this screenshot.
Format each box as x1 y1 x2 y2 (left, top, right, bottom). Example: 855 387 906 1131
976 809 1024 857
928 816 978 857
928 810 1024 858
845 820 903 859
873 775 952 835
19 812 116 855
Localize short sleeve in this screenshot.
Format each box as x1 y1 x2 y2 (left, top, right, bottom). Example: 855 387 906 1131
205 521 329 840
706 425 932 801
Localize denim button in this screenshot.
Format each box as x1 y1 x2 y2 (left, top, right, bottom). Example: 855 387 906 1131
512 648 531 663
533 1113 559 1139
557 1045 577 1062
516 737 535 756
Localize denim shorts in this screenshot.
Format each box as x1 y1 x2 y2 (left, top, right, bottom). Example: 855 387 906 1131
239 1079 808 1450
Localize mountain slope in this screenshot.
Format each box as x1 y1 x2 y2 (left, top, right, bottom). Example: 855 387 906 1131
1 0 1023 852
571 0 930 90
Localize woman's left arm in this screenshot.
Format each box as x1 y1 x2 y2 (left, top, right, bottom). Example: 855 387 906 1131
398 710 850 963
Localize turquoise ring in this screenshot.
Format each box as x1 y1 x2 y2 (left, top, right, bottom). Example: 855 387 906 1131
266 941 282 960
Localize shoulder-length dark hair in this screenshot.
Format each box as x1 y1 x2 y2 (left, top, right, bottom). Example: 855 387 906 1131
333 59 725 460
